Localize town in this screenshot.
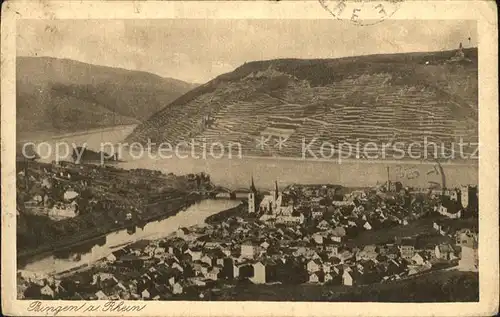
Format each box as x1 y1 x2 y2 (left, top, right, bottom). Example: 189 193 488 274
17 163 479 301
16 159 215 262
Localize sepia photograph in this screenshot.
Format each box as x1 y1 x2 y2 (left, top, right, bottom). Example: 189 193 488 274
1 1 498 316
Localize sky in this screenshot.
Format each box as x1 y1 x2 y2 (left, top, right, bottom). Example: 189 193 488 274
17 19 477 84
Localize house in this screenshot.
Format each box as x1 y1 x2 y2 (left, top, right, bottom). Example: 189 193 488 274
172 262 184 272
92 272 116 285
312 209 324 218
309 271 325 283
63 190 79 201
141 289 151 299
386 259 405 275
411 252 428 266
189 277 207 286
185 248 202 261
356 245 378 261
322 261 332 273
145 246 166 257
116 254 146 267
191 260 204 272
167 242 186 256
399 239 416 260
220 245 232 257
455 230 477 246
435 244 456 260
152 284 171 300
459 240 478 272
325 244 339 256
433 221 441 231
250 262 266 284
407 264 430 275
95 290 108 300
317 220 330 230
307 259 322 272
241 241 259 259
332 226 346 238
176 227 191 239
330 235 342 243
324 272 340 284
200 254 214 266
338 250 354 263
172 282 183 295
200 262 211 275
235 260 255 279
363 221 373 230
250 260 278 284
40 285 55 298
312 233 324 244
342 270 356 286
379 244 399 260
276 214 304 224
168 276 177 286
205 267 222 281
260 241 270 249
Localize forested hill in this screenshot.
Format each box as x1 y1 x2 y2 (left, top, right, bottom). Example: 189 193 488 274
17 56 197 134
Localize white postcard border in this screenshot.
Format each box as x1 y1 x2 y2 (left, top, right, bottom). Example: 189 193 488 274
1 1 498 316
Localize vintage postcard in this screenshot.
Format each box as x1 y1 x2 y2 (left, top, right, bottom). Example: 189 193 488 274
1 0 498 316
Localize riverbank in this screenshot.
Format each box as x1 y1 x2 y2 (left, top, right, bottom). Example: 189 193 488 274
18 199 241 276
17 124 138 143
205 202 247 224
50 201 246 279
17 194 204 266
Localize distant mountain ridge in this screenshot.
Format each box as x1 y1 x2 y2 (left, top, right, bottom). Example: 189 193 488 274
126 48 478 159
16 56 197 135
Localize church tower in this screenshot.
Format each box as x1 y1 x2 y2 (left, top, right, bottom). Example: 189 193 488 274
248 176 257 213
250 176 257 193
248 192 255 213
274 180 279 199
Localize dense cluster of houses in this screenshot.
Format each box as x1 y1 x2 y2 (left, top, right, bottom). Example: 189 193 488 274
250 180 477 235
17 163 88 220
19 179 478 300
17 169 479 300
16 161 206 221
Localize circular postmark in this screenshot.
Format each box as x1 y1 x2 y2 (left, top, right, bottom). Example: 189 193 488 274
318 0 402 26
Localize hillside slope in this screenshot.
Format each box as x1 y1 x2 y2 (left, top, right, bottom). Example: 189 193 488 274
17 57 197 134
126 48 478 159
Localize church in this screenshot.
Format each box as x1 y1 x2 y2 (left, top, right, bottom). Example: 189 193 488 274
247 179 293 215
248 179 303 224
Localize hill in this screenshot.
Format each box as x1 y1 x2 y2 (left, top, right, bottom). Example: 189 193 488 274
16 56 197 135
126 48 478 159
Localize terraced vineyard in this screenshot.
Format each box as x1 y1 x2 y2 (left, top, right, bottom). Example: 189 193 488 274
126 48 478 160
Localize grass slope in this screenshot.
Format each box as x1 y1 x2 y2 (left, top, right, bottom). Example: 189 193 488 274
215 270 478 302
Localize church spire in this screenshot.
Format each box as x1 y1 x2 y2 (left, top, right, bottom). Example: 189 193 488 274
250 175 257 193
275 180 279 199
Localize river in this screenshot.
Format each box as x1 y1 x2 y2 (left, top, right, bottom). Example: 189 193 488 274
18 125 478 275
21 125 478 190
19 199 240 276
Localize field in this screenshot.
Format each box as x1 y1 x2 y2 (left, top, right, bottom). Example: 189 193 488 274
346 216 446 246
212 270 478 302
